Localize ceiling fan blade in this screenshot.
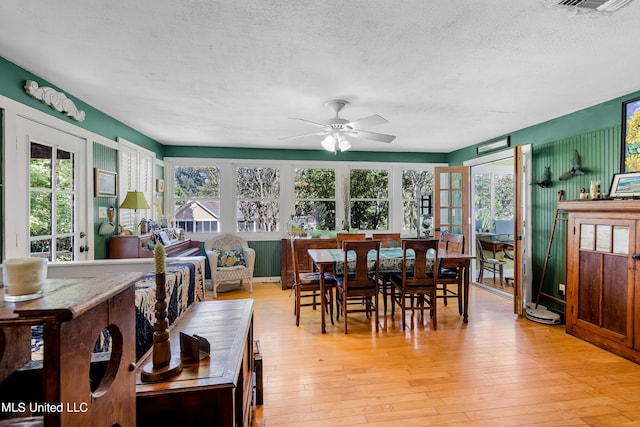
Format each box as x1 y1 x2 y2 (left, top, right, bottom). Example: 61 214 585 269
289 117 329 128
345 114 388 130
348 130 396 143
280 130 329 140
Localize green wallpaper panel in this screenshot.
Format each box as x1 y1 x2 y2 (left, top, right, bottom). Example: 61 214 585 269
530 127 620 312
93 142 119 259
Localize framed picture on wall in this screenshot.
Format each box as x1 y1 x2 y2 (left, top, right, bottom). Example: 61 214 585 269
94 168 117 198
609 172 640 198
621 97 640 172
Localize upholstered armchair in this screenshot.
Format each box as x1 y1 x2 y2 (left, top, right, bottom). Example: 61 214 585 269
205 233 255 298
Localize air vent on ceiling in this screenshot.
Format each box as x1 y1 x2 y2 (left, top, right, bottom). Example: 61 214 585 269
554 0 634 13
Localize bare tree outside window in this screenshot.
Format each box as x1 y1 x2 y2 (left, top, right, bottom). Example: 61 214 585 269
402 170 433 230
236 167 280 232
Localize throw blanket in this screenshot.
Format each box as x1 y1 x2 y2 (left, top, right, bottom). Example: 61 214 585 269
31 261 205 361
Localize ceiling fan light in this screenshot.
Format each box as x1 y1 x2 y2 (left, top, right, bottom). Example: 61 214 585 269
337 134 351 151
321 135 336 152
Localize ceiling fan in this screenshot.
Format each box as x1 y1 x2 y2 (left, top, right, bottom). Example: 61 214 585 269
282 100 396 153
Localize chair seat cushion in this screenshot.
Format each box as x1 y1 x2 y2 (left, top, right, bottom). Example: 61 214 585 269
438 268 459 278
486 258 507 265
299 272 335 284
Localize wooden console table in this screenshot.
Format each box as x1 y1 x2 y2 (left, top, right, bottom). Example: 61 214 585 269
0 273 142 427
136 299 255 427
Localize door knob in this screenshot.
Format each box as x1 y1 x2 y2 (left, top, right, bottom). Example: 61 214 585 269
632 253 640 260
79 245 89 253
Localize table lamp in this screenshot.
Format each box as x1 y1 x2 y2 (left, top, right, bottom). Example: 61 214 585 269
119 191 150 235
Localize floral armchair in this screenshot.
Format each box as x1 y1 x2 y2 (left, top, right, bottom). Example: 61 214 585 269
205 233 255 298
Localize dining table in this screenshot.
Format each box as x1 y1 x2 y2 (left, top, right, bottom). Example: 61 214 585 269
307 246 476 333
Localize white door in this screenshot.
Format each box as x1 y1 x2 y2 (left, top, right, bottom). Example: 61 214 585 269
12 117 88 261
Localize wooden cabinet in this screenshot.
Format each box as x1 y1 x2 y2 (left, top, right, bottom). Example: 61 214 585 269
560 200 640 364
136 300 254 427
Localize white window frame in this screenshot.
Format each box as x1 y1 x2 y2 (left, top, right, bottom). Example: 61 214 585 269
164 157 444 241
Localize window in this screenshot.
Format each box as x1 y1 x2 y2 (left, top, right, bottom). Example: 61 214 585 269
173 166 220 233
402 169 433 230
349 169 389 230
30 142 75 261
236 167 280 232
293 167 336 230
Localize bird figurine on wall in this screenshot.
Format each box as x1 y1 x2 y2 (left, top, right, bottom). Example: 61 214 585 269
536 166 552 188
559 149 585 181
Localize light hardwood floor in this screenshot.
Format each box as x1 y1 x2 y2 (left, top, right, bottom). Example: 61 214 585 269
214 282 640 426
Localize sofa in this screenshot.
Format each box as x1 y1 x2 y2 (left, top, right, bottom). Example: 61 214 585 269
205 234 255 298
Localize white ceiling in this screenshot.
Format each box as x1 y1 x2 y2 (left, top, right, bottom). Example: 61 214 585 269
1 1 639 153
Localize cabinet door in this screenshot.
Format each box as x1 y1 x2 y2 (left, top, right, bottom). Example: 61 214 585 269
573 217 635 347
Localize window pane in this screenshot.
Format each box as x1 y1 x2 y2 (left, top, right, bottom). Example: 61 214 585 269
56 194 74 234
56 236 73 262
174 166 221 232
350 169 388 198
402 170 433 231
350 201 389 230
175 166 220 198
30 143 52 188
294 168 336 230
294 168 335 198
30 192 52 236
30 239 52 261
580 224 594 250
56 149 74 191
237 201 279 232
613 226 629 255
236 167 280 232
294 201 336 230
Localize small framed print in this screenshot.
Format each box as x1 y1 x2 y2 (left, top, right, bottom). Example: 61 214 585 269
609 172 640 198
94 168 117 198
156 179 165 192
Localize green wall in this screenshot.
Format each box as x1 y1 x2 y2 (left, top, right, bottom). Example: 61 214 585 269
448 90 640 312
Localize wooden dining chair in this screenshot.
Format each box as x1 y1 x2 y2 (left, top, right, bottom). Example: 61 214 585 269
335 232 367 248
371 233 401 248
371 233 401 315
390 239 439 330
335 240 380 334
475 238 506 286
436 232 464 314
291 238 337 326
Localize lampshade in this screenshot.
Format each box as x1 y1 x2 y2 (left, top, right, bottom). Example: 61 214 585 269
321 134 352 153
119 191 150 210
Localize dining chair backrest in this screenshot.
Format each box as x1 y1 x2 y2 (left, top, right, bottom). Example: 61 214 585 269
440 232 464 253
475 237 489 262
291 238 337 284
336 232 367 248
372 232 401 248
402 239 438 286
342 240 380 289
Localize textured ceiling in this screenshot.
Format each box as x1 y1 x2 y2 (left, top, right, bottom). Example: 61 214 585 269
1 0 639 153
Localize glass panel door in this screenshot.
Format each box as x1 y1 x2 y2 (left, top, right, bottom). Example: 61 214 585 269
433 166 470 252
